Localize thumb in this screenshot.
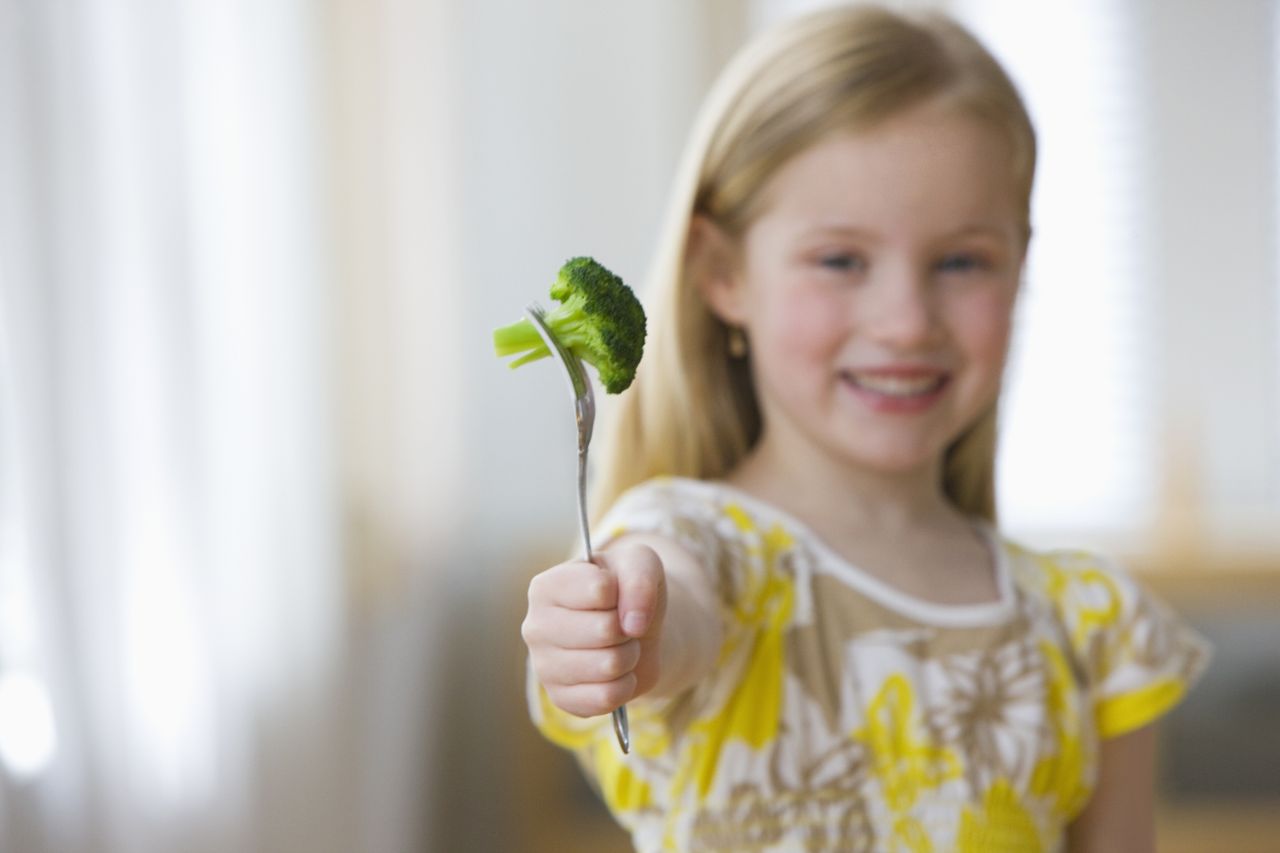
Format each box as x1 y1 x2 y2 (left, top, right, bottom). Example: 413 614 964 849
604 544 666 639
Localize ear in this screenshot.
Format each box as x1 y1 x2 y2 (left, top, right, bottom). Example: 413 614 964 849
685 215 747 325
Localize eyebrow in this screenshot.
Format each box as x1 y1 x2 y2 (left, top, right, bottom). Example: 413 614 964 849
797 222 1014 241
797 223 881 241
948 224 1016 239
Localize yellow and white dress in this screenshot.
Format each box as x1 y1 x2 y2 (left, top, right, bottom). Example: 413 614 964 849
528 477 1210 852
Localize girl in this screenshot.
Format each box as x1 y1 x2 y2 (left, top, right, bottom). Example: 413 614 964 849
521 5 1209 851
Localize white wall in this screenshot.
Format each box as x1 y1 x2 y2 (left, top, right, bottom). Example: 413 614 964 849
450 2 739 551
1133 0 1279 549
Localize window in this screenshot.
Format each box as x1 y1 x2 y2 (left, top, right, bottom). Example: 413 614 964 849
952 0 1153 543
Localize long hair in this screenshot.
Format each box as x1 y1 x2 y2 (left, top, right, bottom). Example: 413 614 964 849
592 4 1036 524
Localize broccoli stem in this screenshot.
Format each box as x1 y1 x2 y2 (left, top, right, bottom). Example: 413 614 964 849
492 318 544 357
508 346 550 368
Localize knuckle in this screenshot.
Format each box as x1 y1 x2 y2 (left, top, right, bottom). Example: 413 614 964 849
598 647 629 681
630 542 655 565
519 614 539 645
527 572 550 603
587 576 612 607
580 685 608 715
592 613 619 645
559 688 603 719
596 676 634 710
546 687 583 717
627 543 661 574
530 562 573 598
529 659 553 686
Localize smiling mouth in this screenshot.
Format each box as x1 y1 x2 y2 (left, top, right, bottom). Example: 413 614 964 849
842 371 948 398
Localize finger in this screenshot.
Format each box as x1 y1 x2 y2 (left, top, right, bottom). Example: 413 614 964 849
522 606 629 650
532 640 642 688
528 561 618 611
545 674 638 719
603 544 666 638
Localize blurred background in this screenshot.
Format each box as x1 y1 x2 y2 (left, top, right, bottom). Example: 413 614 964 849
0 0 1276 851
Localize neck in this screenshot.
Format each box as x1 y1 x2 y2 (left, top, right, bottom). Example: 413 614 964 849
726 431 958 535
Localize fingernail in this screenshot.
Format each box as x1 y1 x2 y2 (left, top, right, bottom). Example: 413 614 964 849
623 611 648 636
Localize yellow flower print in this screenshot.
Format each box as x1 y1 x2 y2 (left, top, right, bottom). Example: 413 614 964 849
956 778 1044 853
534 685 659 815
892 815 934 853
1040 554 1122 654
853 674 962 814
1029 641 1091 822
671 507 796 802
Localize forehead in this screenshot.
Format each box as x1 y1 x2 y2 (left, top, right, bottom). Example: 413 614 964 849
754 102 1022 234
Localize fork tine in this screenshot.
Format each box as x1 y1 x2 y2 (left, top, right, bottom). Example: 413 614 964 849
525 303 589 402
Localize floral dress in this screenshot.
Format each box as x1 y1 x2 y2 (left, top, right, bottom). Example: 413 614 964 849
527 477 1210 852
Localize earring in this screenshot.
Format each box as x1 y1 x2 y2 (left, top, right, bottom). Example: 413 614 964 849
727 326 748 359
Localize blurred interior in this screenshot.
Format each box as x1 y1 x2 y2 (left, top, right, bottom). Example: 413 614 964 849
0 0 1277 851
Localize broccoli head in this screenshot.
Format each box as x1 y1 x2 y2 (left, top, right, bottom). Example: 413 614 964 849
493 256 646 393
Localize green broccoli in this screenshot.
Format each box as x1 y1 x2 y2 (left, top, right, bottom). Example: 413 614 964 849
493 256 646 394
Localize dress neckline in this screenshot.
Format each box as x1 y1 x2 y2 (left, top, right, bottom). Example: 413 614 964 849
666 476 1017 628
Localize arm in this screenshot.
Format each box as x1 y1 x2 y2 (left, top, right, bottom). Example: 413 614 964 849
521 534 723 718
1067 724 1158 853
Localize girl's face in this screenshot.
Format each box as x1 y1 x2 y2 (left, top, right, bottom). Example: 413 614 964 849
702 100 1026 480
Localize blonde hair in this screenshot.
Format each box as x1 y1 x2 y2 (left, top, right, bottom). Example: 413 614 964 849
593 4 1036 523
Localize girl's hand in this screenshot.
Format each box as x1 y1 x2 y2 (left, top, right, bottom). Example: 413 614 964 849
522 544 668 718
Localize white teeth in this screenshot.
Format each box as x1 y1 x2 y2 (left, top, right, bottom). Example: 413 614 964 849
847 373 943 396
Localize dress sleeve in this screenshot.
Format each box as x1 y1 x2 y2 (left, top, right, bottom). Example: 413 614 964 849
1045 550 1212 739
594 478 727 571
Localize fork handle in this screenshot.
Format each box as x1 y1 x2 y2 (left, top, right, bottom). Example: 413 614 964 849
576 445 593 562
576 441 630 753
612 706 631 753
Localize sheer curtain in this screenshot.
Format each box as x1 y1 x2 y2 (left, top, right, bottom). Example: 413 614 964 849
0 0 729 848
0 3 353 852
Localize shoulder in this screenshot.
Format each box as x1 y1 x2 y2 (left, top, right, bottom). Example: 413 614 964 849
597 476 786 545
599 476 708 518
1000 538 1152 640
1000 539 1132 605
598 477 719 537
998 535 1211 737
597 477 802 606
999 539 1191 636
596 477 734 563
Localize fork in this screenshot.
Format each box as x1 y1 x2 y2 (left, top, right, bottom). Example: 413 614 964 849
525 303 631 754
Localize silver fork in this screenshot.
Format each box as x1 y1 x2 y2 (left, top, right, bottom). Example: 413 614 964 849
525 303 631 754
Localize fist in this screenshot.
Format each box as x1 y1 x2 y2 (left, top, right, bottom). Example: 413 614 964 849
522 543 667 718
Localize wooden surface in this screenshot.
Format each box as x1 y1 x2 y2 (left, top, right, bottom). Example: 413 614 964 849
1156 804 1280 853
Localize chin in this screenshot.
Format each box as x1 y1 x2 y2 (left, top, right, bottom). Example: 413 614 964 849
832 420 967 475
840 445 941 477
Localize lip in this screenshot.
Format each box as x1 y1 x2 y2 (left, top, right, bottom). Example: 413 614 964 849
839 366 950 414
846 364 948 377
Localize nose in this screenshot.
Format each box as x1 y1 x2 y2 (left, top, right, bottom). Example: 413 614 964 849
863 262 937 350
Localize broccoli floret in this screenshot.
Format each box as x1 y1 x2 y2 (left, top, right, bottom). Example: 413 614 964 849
493 257 646 394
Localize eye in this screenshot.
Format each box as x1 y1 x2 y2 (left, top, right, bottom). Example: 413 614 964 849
936 253 988 274
818 252 865 273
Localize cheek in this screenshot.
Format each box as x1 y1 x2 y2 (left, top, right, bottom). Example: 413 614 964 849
952 288 1017 365
756 284 848 362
